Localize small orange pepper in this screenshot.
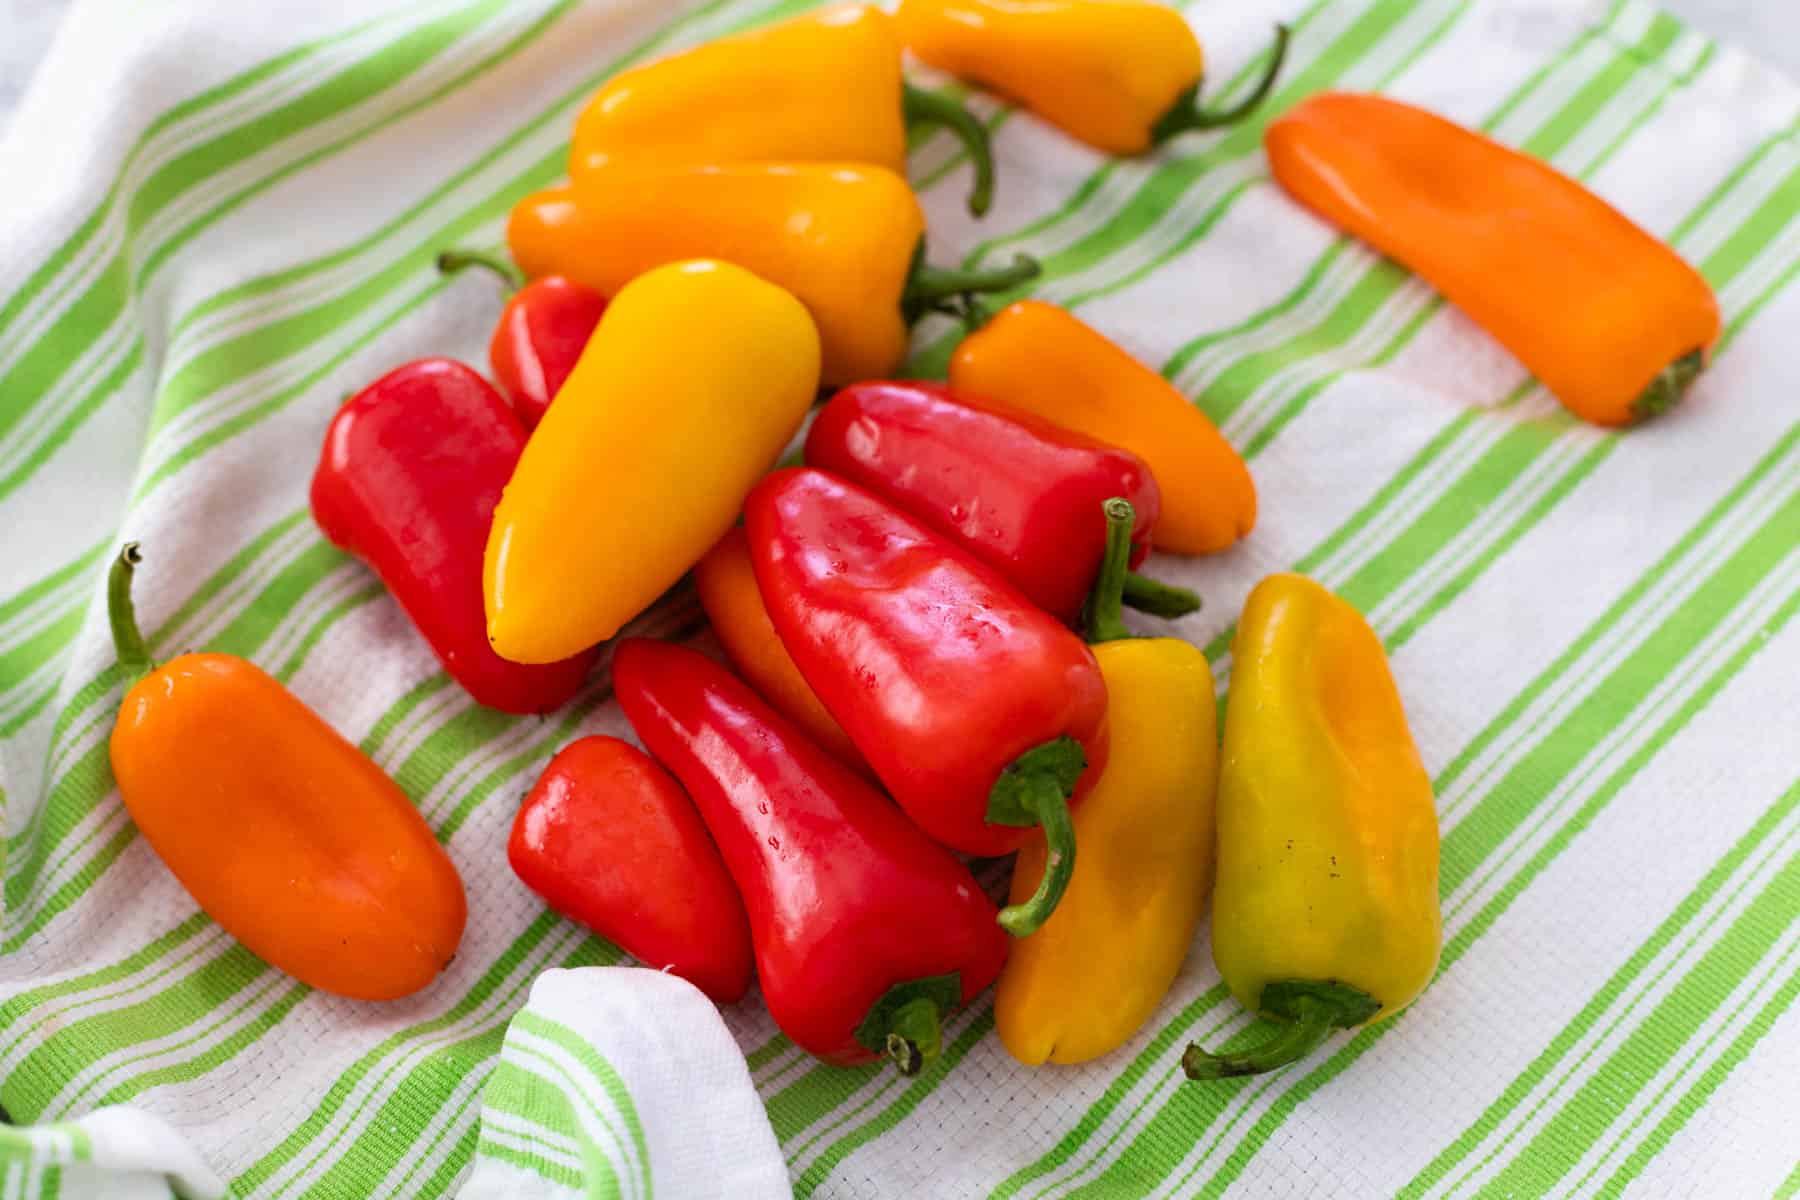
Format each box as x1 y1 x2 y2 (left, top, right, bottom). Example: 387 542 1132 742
507 166 1034 388
1265 93 1721 426
950 300 1256 555
692 526 869 776
106 544 467 1002
894 0 1288 156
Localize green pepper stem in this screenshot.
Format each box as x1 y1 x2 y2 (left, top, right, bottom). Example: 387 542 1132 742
854 973 961 1076
435 248 523 291
1631 348 1706 422
902 82 997 218
1122 572 1202 618
997 778 1075 937
108 543 153 688
1181 981 1382 1079
1083 498 1138 645
1149 24 1291 146
883 997 944 1077
902 250 1040 322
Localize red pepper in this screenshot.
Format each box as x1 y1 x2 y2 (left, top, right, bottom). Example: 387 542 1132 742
614 637 1007 1074
746 467 1110 936
310 358 595 713
436 249 606 430
508 735 753 1003
804 381 1200 625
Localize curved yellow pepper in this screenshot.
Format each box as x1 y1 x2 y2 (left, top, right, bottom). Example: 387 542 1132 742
1186 573 1441 1079
894 0 1289 156
570 4 994 214
484 260 819 664
996 499 1216 1065
508 166 1034 388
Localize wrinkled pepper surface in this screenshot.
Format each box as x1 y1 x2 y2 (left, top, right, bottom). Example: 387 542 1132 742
951 300 1256 555
1187 572 1440 1078
747 467 1109 936
508 167 1035 387
1266 93 1721 426
805 380 1199 624
436 249 606 430
484 260 819 664
570 2 995 215
508 735 753 1003
693 526 868 775
107 545 467 1001
615 638 1008 1074
895 0 1288 155
997 498 1217 1065
311 358 596 712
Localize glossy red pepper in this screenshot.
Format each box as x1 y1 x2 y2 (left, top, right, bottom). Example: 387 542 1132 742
746 467 1110 936
311 359 596 713
614 638 1008 1074
508 735 753 1003
805 381 1200 625
437 249 606 430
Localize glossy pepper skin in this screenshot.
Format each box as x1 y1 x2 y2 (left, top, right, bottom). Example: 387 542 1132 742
747 467 1110 936
508 169 1035 388
614 638 1008 1074
106 545 467 1001
1266 93 1720 426
1186 573 1441 1079
508 736 752 1003
311 359 596 712
951 301 1256 555
570 3 995 216
895 0 1289 155
693 527 868 775
484 260 819 664
436 250 605 430
997 499 1217 1065
805 380 1199 625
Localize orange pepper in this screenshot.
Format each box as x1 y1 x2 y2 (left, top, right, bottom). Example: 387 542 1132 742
692 527 869 776
106 544 467 1001
894 0 1288 156
1265 93 1721 427
508 168 1034 388
950 300 1255 555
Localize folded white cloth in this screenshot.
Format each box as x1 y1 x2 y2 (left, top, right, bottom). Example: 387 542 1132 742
457 968 789 1200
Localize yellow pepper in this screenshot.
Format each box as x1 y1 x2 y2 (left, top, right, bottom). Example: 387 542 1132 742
894 0 1289 156
569 3 995 215
484 260 819 664
507 166 1035 388
1185 573 1441 1079
996 498 1216 1065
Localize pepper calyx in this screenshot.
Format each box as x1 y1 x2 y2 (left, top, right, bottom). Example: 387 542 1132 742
1630 347 1706 423
854 973 960 1076
989 737 1085 937
1181 980 1381 1079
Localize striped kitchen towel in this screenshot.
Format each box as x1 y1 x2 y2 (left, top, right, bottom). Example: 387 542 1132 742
3 0 1799 1196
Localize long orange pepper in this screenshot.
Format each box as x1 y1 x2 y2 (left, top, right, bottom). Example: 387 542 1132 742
950 300 1255 555
1265 93 1721 427
106 545 467 1001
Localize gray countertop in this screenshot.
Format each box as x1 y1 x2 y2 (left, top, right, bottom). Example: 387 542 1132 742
1 0 1795 142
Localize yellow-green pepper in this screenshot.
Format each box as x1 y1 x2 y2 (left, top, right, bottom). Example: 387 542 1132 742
996 497 1216 1065
1186 572 1440 1078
